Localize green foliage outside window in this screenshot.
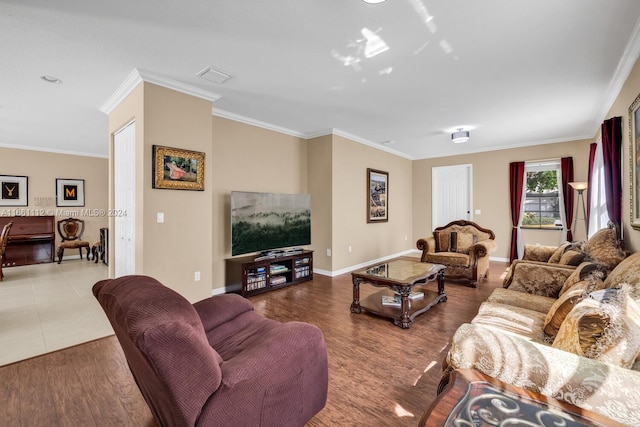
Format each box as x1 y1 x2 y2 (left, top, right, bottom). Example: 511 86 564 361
523 170 562 229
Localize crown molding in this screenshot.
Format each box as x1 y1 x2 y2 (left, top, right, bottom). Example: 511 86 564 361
213 108 307 138
330 128 416 160
100 68 222 114
0 142 108 159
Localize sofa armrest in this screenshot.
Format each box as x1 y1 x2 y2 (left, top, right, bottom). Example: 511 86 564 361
443 323 640 426
502 259 576 298
416 236 436 253
469 239 497 259
193 293 255 333
522 244 557 262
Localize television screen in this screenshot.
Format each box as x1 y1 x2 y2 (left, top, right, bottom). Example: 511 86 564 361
231 191 311 256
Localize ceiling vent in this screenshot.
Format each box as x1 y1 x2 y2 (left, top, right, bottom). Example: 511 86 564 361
197 66 233 84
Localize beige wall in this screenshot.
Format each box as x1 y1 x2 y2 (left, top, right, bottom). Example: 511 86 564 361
0 147 108 253
412 139 592 260
331 135 413 271
107 82 214 303
211 116 309 291
604 56 640 253
307 134 333 272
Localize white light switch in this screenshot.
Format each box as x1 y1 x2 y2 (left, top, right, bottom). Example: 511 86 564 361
326 249 332 257
475 209 481 215
194 271 201 281
157 212 164 223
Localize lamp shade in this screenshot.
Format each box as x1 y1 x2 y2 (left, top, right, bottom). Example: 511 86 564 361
451 130 470 143
568 181 588 191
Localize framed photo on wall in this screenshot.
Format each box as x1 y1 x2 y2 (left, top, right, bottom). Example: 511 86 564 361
0 175 28 206
630 92 640 230
367 168 388 223
56 178 85 207
152 145 205 190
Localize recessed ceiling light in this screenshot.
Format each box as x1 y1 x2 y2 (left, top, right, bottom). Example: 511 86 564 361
41 75 62 84
362 0 386 3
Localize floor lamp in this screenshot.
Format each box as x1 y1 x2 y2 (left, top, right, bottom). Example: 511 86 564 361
569 181 588 239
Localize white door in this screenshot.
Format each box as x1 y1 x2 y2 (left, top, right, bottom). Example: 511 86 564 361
114 121 136 277
432 164 472 228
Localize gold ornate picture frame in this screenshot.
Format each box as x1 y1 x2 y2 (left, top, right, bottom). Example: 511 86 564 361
367 168 388 223
152 145 205 191
629 93 640 230
0 175 28 206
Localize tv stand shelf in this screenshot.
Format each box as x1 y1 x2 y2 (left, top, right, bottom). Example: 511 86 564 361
226 250 313 297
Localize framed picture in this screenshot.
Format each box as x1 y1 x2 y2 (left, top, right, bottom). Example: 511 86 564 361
367 168 388 223
56 178 85 207
152 145 205 191
0 175 28 206
630 93 640 230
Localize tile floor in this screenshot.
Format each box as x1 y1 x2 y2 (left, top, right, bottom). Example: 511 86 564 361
0 260 112 366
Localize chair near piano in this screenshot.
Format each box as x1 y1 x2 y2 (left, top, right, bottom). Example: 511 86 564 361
56 218 91 264
0 221 13 281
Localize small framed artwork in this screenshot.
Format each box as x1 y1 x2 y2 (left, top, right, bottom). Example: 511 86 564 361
630 92 640 230
152 145 205 191
0 175 28 206
56 178 85 207
367 168 388 223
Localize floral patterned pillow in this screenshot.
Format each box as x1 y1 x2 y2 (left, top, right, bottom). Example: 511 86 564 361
544 278 605 336
552 285 640 368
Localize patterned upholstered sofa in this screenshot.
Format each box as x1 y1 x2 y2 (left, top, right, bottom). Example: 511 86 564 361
503 223 627 297
440 251 640 426
417 220 497 287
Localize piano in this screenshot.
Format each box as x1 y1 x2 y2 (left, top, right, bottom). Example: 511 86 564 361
0 216 55 266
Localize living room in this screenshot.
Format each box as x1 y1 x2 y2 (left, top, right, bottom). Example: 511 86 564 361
2 1 640 425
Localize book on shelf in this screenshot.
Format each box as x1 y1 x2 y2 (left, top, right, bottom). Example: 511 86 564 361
270 275 287 286
394 291 424 301
381 295 402 307
270 264 288 274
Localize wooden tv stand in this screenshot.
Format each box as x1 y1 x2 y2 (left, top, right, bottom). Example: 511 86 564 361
226 250 313 297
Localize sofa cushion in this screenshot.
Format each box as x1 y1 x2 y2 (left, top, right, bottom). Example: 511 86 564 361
604 252 640 300
423 251 470 267
471 301 547 343
552 286 640 369
433 231 450 252
558 249 586 266
559 262 607 297
543 279 605 337
450 232 477 254
486 288 556 314
548 242 571 263
583 227 625 270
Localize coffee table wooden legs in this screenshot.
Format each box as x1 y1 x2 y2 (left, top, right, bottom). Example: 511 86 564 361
350 277 362 313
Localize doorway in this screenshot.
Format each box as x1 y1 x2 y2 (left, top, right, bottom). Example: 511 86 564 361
113 121 136 277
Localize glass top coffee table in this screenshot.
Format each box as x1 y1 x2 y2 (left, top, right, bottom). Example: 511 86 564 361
350 259 446 328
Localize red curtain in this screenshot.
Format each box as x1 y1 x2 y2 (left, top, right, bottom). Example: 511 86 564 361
587 142 597 227
601 117 622 226
509 162 525 263
561 157 574 242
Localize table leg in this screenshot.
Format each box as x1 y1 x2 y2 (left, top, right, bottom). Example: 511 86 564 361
350 277 362 313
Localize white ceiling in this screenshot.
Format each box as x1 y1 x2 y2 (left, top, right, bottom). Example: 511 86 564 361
2 0 640 160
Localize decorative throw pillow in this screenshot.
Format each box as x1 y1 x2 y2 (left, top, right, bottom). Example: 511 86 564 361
433 231 450 252
552 285 640 368
548 242 571 264
559 262 606 297
558 250 586 266
544 278 605 336
583 227 625 270
449 232 477 254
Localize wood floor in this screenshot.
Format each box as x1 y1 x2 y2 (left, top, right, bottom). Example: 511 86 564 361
0 257 510 426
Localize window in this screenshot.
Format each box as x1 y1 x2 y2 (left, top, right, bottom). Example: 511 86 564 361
587 139 610 238
521 161 563 229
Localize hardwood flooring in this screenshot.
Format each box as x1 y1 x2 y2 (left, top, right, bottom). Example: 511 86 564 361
0 258 510 426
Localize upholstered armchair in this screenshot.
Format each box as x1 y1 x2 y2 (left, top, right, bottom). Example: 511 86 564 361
93 275 328 427
503 223 627 298
417 220 497 287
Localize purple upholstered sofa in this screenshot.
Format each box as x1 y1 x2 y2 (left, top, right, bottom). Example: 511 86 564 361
93 275 329 427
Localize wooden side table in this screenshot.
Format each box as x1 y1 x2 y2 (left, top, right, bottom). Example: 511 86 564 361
419 369 623 427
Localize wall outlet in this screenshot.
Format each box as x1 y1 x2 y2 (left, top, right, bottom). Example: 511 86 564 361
194 271 201 281
326 249 332 257
348 245 352 253
475 209 481 215
157 212 164 223
404 235 408 241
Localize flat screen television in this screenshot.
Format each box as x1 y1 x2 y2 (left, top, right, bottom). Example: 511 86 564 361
231 191 311 256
